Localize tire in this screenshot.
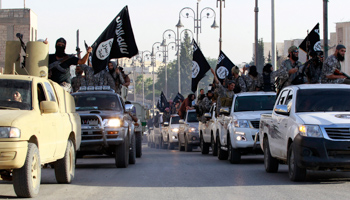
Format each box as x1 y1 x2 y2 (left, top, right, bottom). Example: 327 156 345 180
211 135 218 156
129 134 136 164
155 138 160 149
178 135 185 151
167 136 174 150
263 137 279 173
200 134 209 154
185 135 193 152
13 143 41 198
217 136 228 160
161 137 168 149
135 132 142 158
54 139 76 183
150 142 155 148
115 134 129 168
288 143 306 181
228 137 241 164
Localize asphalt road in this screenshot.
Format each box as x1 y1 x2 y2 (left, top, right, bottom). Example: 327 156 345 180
1 144 350 200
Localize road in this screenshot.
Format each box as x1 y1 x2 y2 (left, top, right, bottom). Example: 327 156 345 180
1 144 350 200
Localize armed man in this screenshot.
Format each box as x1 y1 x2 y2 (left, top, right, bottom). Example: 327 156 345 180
304 51 324 84
322 44 349 84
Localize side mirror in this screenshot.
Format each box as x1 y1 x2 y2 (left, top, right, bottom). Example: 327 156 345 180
204 112 212 119
274 105 289 115
179 119 185 124
219 107 230 116
40 101 58 113
164 122 169 127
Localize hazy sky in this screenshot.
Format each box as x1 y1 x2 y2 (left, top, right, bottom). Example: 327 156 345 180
3 0 350 65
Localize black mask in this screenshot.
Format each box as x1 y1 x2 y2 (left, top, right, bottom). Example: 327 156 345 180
292 54 299 62
109 68 115 74
337 52 345 62
55 45 66 57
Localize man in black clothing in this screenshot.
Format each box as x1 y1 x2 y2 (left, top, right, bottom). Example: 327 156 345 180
49 38 92 86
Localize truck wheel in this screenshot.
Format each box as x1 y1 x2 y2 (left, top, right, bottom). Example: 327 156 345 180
115 134 130 168
200 134 209 154
263 137 279 173
13 143 41 198
211 135 218 156
136 132 142 158
217 136 228 160
129 134 136 164
54 139 76 183
185 135 192 152
178 136 185 151
288 143 306 181
228 137 241 164
161 137 168 149
155 138 160 149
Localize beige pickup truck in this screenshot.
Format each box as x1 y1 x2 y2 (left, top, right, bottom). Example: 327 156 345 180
0 41 81 197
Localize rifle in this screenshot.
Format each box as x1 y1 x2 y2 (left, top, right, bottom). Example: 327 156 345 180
334 69 350 79
76 29 82 59
16 33 26 68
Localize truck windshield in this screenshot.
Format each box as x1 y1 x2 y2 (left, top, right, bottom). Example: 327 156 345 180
171 116 181 124
73 94 122 111
187 112 198 122
0 79 32 110
234 95 276 112
296 89 350 112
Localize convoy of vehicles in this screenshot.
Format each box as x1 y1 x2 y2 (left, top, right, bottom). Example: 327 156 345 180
259 84 350 181
199 103 218 155
178 110 200 152
160 114 181 150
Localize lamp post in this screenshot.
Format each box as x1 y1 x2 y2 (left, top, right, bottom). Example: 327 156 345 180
177 0 219 44
151 42 161 117
139 51 151 105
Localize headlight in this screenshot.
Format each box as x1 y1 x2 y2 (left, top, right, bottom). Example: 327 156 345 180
234 119 250 128
299 125 323 137
189 127 197 132
103 118 122 127
171 128 179 133
0 127 21 138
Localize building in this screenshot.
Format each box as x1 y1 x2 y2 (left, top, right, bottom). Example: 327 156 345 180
335 21 350 74
0 9 38 70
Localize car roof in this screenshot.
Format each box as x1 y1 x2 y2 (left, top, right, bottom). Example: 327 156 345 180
235 91 276 97
287 84 350 90
72 91 121 97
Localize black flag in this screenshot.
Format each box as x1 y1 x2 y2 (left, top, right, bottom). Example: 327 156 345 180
156 92 169 112
299 23 321 54
191 40 211 93
91 6 138 74
173 92 184 103
215 51 235 84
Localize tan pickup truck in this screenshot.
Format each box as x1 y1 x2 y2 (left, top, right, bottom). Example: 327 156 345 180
0 41 81 197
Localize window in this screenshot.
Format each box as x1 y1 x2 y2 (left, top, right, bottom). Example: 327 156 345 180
44 82 56 102
277 90 289 106
37 83 46 108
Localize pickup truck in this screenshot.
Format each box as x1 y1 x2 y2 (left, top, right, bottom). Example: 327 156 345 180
198 103 218 155
259 84 350 181
178 110 200 152
160 114 181 150
72 87 136 168
131 101 150 157
148 113 163 149
216 92 276 163
0 75 81 197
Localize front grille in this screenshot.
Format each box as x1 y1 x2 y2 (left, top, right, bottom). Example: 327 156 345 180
82 131 103 140
328 150 350 159
325 128 350 140
250 121 260 129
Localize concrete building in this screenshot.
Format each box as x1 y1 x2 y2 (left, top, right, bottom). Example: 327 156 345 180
335 22 350 74
0 9 38 70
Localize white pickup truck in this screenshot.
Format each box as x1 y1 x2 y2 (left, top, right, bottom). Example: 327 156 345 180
198 103 218 156
161 114 181 150
216 92 276 163
259 84 350 181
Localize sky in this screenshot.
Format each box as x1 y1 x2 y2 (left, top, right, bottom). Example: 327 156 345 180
2 0 350 65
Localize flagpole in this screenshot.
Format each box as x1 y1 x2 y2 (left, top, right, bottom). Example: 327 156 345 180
323 0 328 59
271 0 276 70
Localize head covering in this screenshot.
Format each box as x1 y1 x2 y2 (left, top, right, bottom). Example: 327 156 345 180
56 37 66 46
336 44 346 50
288 45 298 53
165 107 170 112
231 66 240 75
227 80 235 85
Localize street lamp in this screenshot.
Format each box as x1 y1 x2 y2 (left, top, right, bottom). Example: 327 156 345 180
177 0 219 44
151 42 161 117
161 29 177 98
139 51 151 105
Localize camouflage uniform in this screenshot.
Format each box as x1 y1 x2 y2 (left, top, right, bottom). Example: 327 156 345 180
262 68 288 91
94 69 116 91
71 65 94 92
305 60 323 84
215 82 235 115
233 76 247 93
242 73 263 92
278 59 303 88
162 111 171 123
322 54 345 83
198 96 213 122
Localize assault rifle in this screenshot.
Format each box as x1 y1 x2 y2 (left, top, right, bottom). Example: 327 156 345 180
16 33 26 68
334 69 350 79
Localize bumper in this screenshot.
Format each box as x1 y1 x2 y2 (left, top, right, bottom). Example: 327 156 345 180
294 134 350 169
0 141 28 169
187 132 200 146
80 127 127 149
232 128 260 149
169 132 179 143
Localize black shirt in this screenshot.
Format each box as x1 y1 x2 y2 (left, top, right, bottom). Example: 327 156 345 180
49 54 79 84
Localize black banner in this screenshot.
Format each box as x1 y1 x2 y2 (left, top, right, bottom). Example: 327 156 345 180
191 40 211 93
91 6 138 74
299 23 321 54
173 92 184 103
215 51 235 84
156 91 169 112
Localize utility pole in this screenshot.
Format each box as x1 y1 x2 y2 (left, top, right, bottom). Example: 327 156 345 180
254 0 259 67
323 0 328 59
271 0 276 70
217 0 225 53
